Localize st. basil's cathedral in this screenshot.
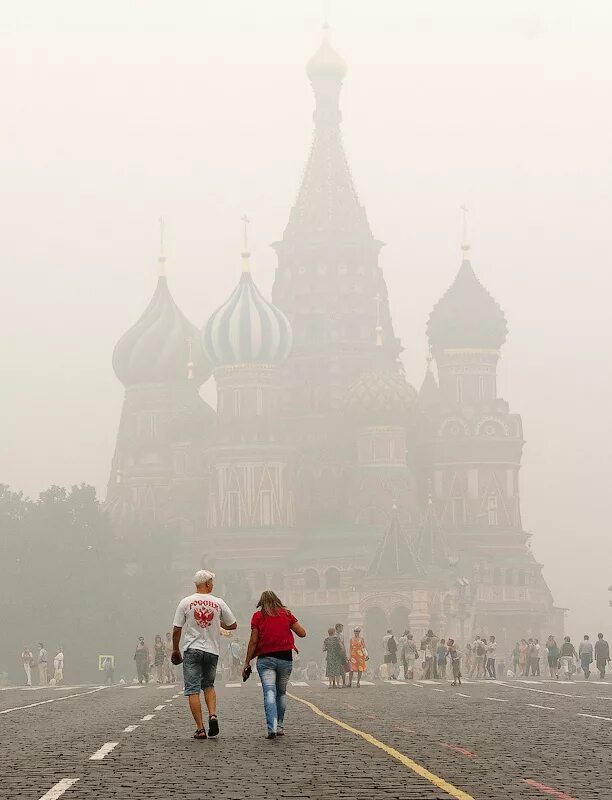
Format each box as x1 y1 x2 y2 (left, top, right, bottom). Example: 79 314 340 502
106 31 563 649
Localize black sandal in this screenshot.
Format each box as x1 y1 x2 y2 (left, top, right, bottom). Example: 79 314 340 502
193 728 207 739
208 715 219 738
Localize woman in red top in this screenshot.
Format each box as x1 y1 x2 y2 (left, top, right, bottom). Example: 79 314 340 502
243 590 306 739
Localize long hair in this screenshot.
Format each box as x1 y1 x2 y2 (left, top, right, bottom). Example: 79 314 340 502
256 590 286 617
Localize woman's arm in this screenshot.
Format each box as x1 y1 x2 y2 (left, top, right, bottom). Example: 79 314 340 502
291 621 306 638
243 628 259 668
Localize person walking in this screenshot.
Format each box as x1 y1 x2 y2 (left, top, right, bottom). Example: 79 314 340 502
243 590 305 739
436 639 448 680
533 639 541 676
486 635 497 679
402 633 418 680
579 635 594 680
53 647 64 685
348 628 367 687
163 631 176 683
102 656 115 685
525 639 536 676
21 647 33 686
335 623 349 687
172 569 237 740
474 636 487 679
37 643 48 686
546 635 560 679
134 636 150 684
559 636 578 680
323 627 344 688
511 642 520 676
518 639 528 676
153 634 166 683
448 639 462 686
595 633 610 680
383 629 398 679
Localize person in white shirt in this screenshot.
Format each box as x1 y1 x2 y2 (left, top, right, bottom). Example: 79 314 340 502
38 643 48 686
21 647 33 686
172 569 237 740
485 635 497 679
53 648 64 685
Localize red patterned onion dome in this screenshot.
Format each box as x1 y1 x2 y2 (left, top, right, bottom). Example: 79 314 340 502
346 367 418 424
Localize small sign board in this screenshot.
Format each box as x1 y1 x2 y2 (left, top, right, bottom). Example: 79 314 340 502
98 655 115 671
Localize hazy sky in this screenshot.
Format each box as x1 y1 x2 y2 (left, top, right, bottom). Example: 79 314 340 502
2 1 611 634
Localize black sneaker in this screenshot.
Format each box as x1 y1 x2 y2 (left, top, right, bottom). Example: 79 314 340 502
208 716 219 738
266 732 276 739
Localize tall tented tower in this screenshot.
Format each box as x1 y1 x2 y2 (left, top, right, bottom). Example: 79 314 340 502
424 236 560 640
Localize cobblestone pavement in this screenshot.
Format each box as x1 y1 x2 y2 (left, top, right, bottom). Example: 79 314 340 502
3 676 612 799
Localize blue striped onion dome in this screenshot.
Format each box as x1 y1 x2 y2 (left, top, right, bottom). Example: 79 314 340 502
202 271 292 367
113 276 211 387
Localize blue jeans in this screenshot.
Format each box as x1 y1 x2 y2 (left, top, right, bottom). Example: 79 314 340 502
256 656 292 733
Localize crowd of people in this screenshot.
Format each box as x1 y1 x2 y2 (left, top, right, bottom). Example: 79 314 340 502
320 628 612 688
132 632 177 684
20 643 63 686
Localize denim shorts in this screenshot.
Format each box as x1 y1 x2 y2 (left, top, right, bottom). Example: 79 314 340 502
183 649 219 695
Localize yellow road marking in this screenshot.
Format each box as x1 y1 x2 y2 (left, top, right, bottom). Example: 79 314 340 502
288 693 475 800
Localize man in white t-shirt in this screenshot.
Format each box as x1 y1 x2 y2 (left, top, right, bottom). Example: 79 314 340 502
172 569 237 740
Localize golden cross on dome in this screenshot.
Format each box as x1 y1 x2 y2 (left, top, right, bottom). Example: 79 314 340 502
241 214 251 273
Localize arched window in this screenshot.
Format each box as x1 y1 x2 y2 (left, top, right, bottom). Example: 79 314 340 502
324 567 341 589
303 568 320 590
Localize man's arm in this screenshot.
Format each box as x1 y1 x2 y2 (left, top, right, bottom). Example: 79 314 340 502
220 600 238 631
221 620 238 631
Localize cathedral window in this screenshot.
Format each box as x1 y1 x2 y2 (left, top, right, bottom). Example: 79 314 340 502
304 568 320 590
452 497 466 527
479 375 487 400
487 495 498 526
456 377 463 403
261 490 273 526
256 388 264 417
233 390 241 417
227 492 240 527
325 567 341 589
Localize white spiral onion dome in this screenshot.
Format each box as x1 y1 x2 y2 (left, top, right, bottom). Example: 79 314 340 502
202 272 292 367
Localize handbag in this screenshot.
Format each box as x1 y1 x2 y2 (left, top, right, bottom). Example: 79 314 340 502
242 665 252 682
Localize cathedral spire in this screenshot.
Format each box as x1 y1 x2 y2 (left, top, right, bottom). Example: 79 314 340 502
460 204 470 260
241 214 251 273
279 28 372 244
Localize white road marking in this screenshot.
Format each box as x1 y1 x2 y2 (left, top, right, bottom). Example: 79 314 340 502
225 683 242 688
124 686 143 690
431 688 445 693
385 680 407 684
485 697 509 702
597 696 612 700
89 742 119 761
123 725 139 732
153 704 166 710
495 680 583 699
456 693 472 698
290 681 308 686
39 778 79 799
140 714 155 721
158 685 176 689
172 693 182 698
0 685 113 715
577 713 612 722
358 681 375 685
527 703 556 710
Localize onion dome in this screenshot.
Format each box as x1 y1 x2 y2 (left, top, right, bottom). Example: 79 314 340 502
113 276 210 387
202 258 292 368
306 27 347 81
427 253 508 353
346 366 418 424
